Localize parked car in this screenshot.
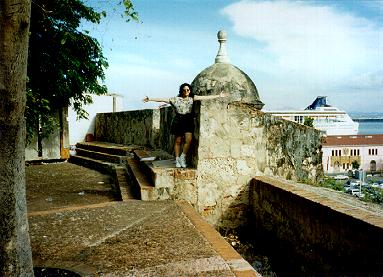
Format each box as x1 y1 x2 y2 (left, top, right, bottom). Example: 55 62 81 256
334 175 349 180
347 188 365 198
371 183 381 188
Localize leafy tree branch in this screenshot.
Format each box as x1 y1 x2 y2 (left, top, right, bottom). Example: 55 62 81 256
26 0 138 142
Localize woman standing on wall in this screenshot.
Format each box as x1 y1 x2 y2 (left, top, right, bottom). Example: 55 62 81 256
143 83 226 168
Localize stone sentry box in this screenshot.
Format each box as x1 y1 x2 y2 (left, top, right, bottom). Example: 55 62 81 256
191 99 322 229
188 31 322 229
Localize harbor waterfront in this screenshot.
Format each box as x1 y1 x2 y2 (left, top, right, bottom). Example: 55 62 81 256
355 119 383 135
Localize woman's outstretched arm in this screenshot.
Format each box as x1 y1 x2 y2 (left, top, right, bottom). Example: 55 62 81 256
143 96 170 103
193 91 228 101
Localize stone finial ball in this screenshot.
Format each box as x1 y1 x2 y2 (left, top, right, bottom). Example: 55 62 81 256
217 30 227 41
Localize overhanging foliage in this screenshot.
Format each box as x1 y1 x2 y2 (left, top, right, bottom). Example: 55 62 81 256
26 0 137 141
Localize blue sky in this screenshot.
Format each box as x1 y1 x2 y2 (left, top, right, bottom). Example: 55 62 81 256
83 0 383 112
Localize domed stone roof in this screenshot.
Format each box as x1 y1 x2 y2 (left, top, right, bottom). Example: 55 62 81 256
191 30 264 110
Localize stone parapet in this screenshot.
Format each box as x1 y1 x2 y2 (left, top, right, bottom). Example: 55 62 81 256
95 107 175 155
95 109 162 148
250 176 383 275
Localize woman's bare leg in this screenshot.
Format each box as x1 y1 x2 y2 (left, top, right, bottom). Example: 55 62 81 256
174 136 183 157
182 132 193 155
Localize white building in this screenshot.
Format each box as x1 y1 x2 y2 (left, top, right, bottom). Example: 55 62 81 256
25 93 124 161
322 134 383 174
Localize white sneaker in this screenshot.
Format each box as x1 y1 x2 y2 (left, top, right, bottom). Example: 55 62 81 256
175 157 181 168
179 153 187 168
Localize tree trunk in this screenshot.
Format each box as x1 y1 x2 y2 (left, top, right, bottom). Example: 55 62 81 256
0 1 34 276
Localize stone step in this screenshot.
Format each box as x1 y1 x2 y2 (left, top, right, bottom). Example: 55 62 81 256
133 149 198 187
133 149 177 189
114 165 139 201
71 142 153 201
126 149 198 201
69 155 115 175
133 149 174 161
126 157 196 201
69 155 119 195
75 142 140 156
69 155 136 201
126 157 164 201
71 142 197 202
75 148 125 165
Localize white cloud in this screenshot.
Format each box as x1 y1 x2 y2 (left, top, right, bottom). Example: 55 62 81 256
222 0 383 110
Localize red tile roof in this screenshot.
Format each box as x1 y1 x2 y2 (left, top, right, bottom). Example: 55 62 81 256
322 134 383 146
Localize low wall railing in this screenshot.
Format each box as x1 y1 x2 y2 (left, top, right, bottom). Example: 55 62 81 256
248 176 383 276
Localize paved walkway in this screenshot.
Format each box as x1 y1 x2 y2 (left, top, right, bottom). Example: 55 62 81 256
27 162 258 276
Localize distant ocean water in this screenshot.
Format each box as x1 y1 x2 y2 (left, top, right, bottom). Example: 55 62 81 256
357 120 383 135
349 112 383 135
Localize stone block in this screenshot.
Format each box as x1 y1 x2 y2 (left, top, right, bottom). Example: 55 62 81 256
200 118 220 138
196 143 212 159
209 139 230 157
240 145 255 157
236 175 251 187
155 187 171 200
236 160 251 175
230 141 241 158
152 169 174 188
140 188 154 201
198 182 220 207
173 180 197 205
174 169 197 180
197 159 237 184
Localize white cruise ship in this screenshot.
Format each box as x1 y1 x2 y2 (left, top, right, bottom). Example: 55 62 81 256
267 96 359 136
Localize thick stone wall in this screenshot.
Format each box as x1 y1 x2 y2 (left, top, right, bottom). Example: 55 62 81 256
250 176 383 275
95 108 175 153
96 109 156 149
193 100 323 229
158 107 175 154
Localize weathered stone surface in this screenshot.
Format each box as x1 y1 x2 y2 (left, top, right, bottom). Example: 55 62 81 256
192 63 264 109
173 179 197 205
95 109 161 148
191 100 322 229
152 168 174 189
250 176 383 276
174 169 197 180
95 107 176 155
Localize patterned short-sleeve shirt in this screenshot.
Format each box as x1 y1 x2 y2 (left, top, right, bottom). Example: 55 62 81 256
169 96 194 114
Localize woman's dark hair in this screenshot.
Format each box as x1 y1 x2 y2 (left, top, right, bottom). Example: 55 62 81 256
178 83 194 97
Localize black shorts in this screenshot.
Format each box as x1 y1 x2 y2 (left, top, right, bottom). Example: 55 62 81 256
171 113 194 136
